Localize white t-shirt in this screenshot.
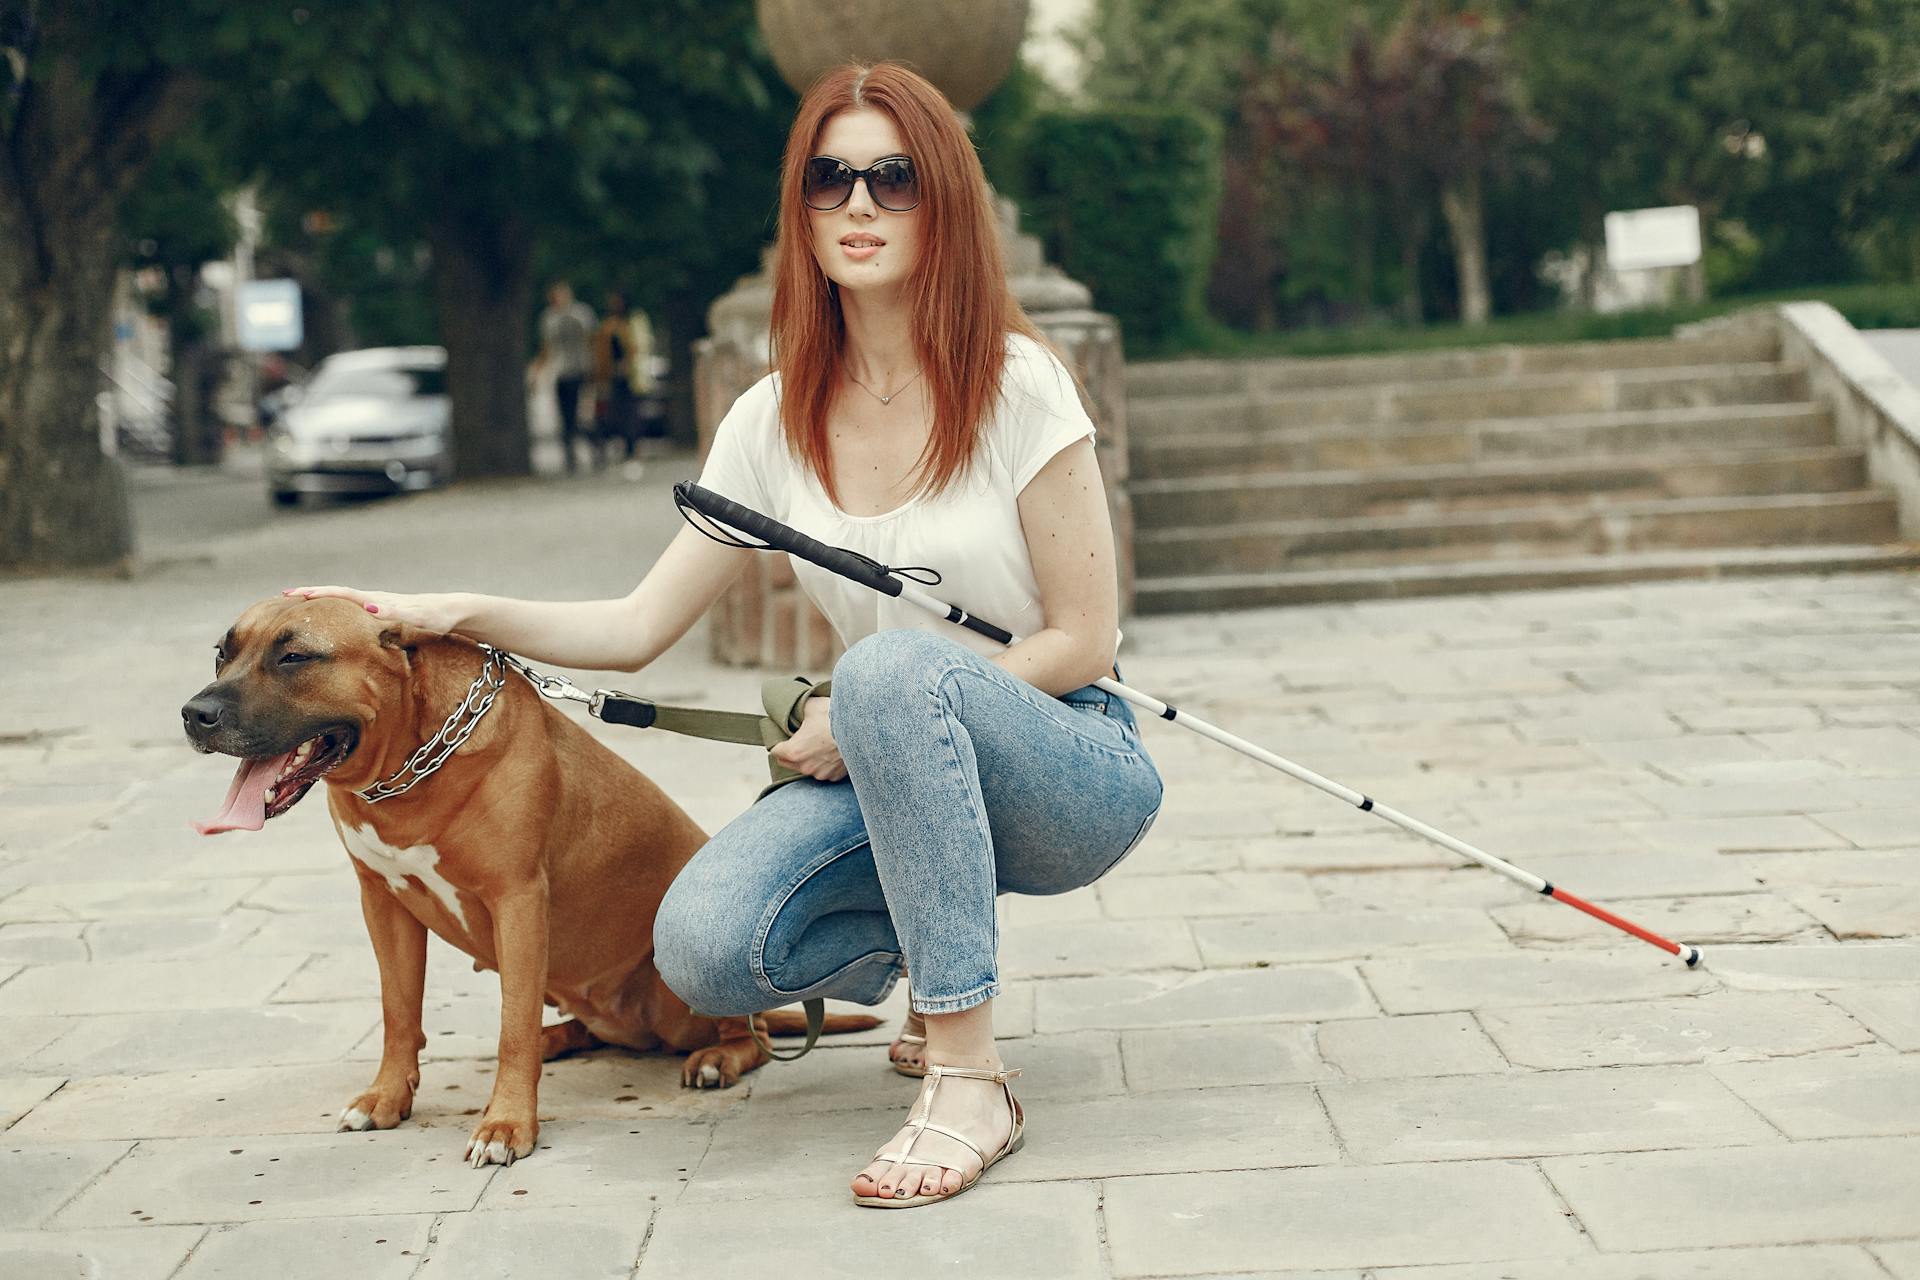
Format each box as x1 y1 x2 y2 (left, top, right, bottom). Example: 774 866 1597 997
694 333 1105 658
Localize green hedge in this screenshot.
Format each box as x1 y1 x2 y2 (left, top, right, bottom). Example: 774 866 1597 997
1018 108 1222 352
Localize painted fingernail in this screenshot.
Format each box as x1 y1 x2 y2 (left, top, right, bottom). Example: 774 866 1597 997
366 604 379 614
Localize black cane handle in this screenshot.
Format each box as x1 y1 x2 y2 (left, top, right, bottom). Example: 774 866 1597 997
676 483 904 598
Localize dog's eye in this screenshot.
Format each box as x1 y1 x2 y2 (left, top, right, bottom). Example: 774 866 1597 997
279 651 315 666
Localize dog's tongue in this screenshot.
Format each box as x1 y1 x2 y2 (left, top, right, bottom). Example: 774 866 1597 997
193 753 293 835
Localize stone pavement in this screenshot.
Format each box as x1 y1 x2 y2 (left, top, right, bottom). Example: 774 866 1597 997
2 455 1917 1279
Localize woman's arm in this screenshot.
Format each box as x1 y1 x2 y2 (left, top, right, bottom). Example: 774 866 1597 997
287 523 751 673
994 437 1120 695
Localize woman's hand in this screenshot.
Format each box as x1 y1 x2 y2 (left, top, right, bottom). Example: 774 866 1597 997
769 695 845 782
280 585 466 636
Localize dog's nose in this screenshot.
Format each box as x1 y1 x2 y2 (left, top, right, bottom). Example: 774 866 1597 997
182 694 225 732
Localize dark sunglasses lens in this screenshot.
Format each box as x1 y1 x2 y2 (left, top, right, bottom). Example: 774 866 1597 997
804 159 853 209
870 159 918 209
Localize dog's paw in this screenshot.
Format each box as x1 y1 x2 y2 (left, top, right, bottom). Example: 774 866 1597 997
681 1046 742 1090
336 1085 413 1132
464 1113 537 1168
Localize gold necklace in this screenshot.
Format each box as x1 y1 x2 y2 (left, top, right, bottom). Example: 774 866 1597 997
846 365 923 406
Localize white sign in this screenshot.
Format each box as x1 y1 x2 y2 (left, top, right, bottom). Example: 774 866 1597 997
1604 205 1702 272
236 278 304 352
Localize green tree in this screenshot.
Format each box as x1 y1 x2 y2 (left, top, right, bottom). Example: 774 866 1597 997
2 0 212 567
226 1 785 478
2 0 784 569
1835 14 1920 280
1695 0 1902 288
118 126 238 466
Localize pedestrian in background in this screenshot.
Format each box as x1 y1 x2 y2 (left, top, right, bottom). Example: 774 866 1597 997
532 280 597 473
592 290 652 473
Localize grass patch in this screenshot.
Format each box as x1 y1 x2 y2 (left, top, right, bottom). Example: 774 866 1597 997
1149 282 1920 362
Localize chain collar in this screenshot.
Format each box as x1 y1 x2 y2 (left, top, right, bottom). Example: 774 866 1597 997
354 645 514 804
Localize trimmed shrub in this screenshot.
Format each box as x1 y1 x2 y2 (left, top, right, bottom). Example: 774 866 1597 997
1019 108 1222 351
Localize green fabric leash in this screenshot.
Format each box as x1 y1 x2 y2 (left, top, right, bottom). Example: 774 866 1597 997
595 675 834 1062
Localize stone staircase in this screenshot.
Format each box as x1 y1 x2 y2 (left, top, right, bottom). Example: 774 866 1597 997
1126 330 1920 612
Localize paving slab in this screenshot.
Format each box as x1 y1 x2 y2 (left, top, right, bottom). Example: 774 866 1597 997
1315 1012 1510 1079
1000 918 1203 977
1361 950 1710 1014
1036 965 1378 1031
1709 1053 1920 1138
1097 870 1319 918
0 1227 206 1280
0 1074 65 1128
1823 984 1920 1050
0 877 261 924
1782 884 1920 938
1478 990 1880 1068
1542 1135 1920 1249
1320 1064 1778 1162
1812 806 1920 848
0 923 89 965
418 1206 649 1279
1509 851 1765 898
1119 1022 1324 1092
176 1215 432 1280
1378 1243 1893 1280
80 912 273 962
472 1119 712 1209
1622 815 1850 854
1491 893 1823 948
1878 1240 1920 1280
10 1063 411 1141
1704 943 1920 991
997 1083 1341 1182
53 1129 495 1227
0 1015 74 1071
1101 1161 1583 1275
0 956 307 1017
642 1181 1105 1278
0 1139 133 1228
1193 909 1508 966
19 1004 378 1076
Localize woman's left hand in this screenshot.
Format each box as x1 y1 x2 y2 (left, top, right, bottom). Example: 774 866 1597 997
769 696 846 782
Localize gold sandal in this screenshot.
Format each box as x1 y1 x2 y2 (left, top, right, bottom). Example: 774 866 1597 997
890 1029 928 1079
852 1064 1025 1208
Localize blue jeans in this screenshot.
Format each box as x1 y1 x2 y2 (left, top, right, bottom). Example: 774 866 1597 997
653 629 1165 1016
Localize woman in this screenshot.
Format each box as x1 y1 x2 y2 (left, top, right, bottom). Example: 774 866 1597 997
289 62 1163 1208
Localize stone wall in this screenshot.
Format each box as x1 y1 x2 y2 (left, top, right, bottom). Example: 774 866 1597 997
1686 302 1920 540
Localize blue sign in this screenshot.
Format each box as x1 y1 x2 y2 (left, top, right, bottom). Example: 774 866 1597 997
236 279 304 352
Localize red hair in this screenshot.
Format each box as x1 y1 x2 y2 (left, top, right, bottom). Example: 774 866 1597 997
769 62 1046 506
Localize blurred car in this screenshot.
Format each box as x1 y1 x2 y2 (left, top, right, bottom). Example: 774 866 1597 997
267 346 450 506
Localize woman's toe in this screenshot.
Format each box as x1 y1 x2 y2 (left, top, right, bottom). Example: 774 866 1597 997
918 1168 945 1197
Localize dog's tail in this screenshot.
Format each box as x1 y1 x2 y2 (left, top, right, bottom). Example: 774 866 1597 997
759 1007 883 1037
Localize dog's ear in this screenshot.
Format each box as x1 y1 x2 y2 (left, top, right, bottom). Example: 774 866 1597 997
378 622 437 654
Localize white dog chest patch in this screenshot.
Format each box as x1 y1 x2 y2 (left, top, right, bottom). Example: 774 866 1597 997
340 824 471 932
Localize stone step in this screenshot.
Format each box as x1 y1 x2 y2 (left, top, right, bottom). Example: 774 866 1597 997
1129 363 1809 438
1134 491 1901 576
1131 403 1837 479
1133 544 1920 612
1125 331 1782 399
1132 447 1870 527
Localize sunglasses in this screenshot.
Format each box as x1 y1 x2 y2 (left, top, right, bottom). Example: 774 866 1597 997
802 154 920 212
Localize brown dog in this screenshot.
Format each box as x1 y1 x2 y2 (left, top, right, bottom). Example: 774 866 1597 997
181 596 877 1166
